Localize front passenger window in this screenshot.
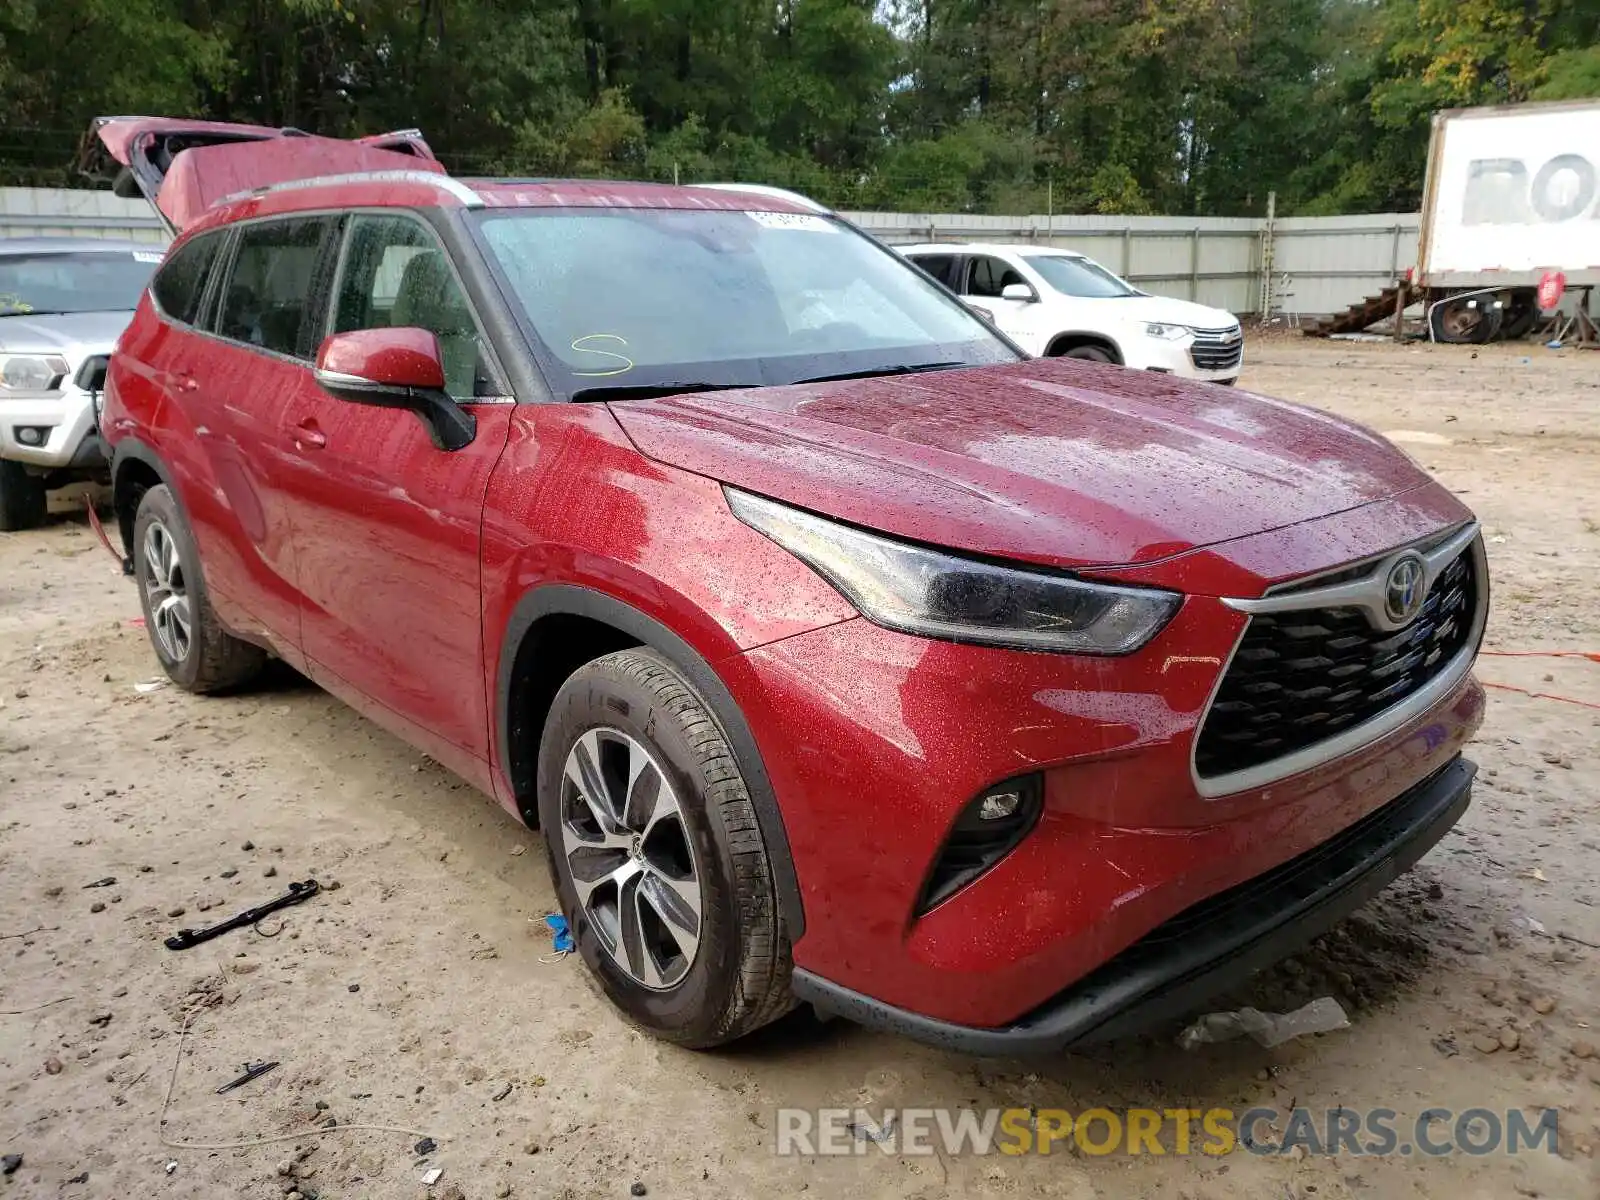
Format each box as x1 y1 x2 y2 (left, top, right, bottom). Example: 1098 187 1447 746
332 216 490 402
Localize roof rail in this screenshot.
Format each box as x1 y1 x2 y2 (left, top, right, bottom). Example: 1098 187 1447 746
688 182 831 214
217 170 483 209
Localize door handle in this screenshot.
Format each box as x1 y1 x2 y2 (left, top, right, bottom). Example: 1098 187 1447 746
174 369 198 393
291 419 327 451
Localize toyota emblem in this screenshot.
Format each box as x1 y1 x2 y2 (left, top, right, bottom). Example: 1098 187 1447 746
1383 554 1427 625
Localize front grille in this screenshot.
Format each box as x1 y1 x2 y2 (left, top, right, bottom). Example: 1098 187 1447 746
1195 546 1478 780
1189 326 1243 372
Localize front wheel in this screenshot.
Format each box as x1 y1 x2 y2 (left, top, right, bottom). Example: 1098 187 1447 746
132 484 267 693
537 649 794 1048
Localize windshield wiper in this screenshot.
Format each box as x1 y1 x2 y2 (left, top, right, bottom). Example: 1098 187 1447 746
791 361 968 385
0 309 71 318
572 381 754 403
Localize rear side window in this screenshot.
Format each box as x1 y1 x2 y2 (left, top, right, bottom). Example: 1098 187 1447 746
217 217 335 358
150 233 221 325
909 254 958 288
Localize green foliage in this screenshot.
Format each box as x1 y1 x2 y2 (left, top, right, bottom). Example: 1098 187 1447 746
1534 46 1600 100
0 0 1595 209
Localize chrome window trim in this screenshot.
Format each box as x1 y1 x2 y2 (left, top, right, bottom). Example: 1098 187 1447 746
1192 528 1487 800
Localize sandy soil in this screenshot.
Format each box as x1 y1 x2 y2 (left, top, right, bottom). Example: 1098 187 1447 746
2 336 1599 1200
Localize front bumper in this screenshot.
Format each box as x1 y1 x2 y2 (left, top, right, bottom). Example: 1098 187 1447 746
0 385 100 469
720 491 1486 1032
794 755 1473 1053
1124 335 1242 381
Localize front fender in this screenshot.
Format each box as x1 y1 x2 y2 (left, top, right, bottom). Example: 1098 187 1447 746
492 582 807 939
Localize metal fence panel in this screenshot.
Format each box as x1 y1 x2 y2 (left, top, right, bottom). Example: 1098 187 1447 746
845 209 1420 317
3 186 1430 317
0 187 166 244
1272 214 1419 319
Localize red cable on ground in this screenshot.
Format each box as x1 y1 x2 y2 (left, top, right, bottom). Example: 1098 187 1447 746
1480 650 1600 663
1481 681 1600 712
1474 650 1600 709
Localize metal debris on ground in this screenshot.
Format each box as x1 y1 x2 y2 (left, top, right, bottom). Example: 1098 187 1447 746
164 879 321 950
1178 996 1350 1050
216 1061 279 1094
422 1166 443 1185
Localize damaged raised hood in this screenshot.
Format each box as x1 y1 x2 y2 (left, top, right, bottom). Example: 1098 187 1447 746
77 117 441 234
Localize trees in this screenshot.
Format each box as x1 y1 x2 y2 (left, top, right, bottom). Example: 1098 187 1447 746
0 0 1595 211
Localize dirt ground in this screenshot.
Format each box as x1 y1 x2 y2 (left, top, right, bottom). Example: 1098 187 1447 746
2 335 1599 1200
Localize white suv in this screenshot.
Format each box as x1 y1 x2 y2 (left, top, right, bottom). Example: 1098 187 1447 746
0 238 161 529
898 242 1243 383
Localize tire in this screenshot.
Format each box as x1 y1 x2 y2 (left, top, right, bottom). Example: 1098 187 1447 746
1061 344 1113 363
1430 294 1502 344
132 484 267 693
537 648 794 1048
0 460 48 531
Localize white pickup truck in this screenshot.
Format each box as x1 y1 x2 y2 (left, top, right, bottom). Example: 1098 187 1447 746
0 238 160 529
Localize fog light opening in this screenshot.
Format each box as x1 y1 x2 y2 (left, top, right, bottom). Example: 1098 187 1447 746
915 774 1043 915
14 426 48 446
977 791 1021 821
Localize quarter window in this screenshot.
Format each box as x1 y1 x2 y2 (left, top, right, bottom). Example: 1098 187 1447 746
150 233 220 325
217 218 334 358
909 254 958 288
332 215 490 402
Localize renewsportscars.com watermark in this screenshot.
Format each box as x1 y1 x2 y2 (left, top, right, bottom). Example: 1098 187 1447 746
776 1106 1559 1158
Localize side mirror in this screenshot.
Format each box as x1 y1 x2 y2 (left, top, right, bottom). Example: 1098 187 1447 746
314 328 475 452
75 354 110 431
74 354 109 394
1001 282 1037 303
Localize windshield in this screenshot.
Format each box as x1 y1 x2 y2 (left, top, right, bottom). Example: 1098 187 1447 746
1023 254 1139 299
0 250 161 316
475 208 1017 397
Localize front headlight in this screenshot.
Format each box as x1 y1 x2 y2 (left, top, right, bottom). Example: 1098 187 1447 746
1144 323 1190 341
727 489 1180 655
0 355 70 391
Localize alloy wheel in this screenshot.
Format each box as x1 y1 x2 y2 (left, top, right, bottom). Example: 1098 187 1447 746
559 727 704 990
142 520 192 663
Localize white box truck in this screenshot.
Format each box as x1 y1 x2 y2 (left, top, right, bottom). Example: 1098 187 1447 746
1415 98 1600 342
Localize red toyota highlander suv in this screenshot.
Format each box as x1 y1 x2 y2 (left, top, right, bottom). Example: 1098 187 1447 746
88 117 1486 1053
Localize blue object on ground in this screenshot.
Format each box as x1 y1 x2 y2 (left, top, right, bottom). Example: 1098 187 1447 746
544 914 574 953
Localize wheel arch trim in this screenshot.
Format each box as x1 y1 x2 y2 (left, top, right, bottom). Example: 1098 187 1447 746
109 436 177 557
1045 330 1125 362
495 582 806 939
